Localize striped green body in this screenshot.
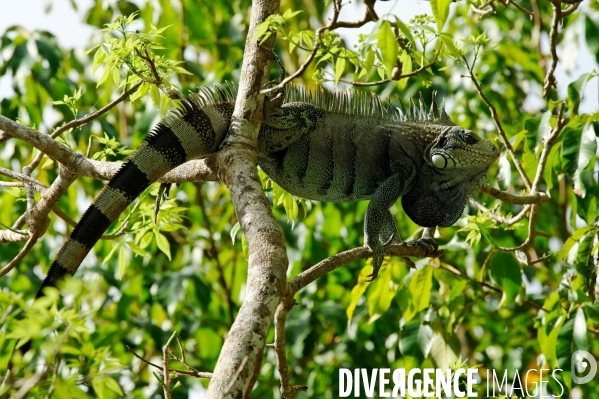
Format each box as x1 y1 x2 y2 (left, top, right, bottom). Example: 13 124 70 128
259 113 442 202
37 84 498 297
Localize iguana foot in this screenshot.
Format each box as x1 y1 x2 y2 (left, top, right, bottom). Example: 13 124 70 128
405 237 439 255
366 234 396 282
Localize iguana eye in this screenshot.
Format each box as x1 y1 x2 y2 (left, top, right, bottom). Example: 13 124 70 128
463 133 476 144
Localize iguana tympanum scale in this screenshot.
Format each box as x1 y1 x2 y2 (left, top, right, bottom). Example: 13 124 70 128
37 83 498 299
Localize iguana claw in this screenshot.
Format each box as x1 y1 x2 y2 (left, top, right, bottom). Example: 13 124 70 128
366 243 385 282
406 237 439 255
366 234 396 281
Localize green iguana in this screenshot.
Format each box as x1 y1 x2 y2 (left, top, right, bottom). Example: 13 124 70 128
34 83 497 301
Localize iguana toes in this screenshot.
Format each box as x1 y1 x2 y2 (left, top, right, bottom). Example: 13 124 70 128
35 84 498 300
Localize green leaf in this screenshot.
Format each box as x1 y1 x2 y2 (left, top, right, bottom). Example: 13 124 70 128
573 307 588 352
367 266 395 321
561 124 597 196
96 64 114 87
230 221 242 243
395 17 414 44
251 20 271 42
561 226 594 260
430 318 459 369
241 232 249 259
431 0 452 32
490 252 522 305
92 376 107 399
403 266 433 322
118 245 127 279
567 73 590 114
377 20 398 78
282 9 302 20
347 266 370 322
538 312 565 368
438 33 462 59
125 240 147 257
334 56 346 85
399 313 433 357
542 142 561 190
103 242 121 264
575 232 597 294
155 232 171 260
363 48 374 78
92 47 106 73
283 193 298 226
524 111 552 154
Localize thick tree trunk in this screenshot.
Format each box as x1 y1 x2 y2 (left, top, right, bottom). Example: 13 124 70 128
205 0 285 397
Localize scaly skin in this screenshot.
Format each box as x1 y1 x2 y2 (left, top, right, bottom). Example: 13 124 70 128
14 85 497 357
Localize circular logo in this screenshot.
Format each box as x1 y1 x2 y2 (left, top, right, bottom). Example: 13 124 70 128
571 350 597 384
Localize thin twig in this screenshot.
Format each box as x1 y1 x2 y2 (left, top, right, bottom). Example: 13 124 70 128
531 103 565 193
51 82 142 139
497 204 539 251
479 184 548 205
0 234 37 278
470 199 531 226
462 55 532 190
506 0 534 16
273 300 307 399
561 0 582 16
471 1 497 16
126 345 212 378
543 2 561 97
133 49 186 101
0 181 24 187
336 50 440 87
163 338 172 399
261 0 383 94
0 167 47 192
440 262 545 310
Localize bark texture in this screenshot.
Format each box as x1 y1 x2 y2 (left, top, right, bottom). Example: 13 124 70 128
205 0 284 397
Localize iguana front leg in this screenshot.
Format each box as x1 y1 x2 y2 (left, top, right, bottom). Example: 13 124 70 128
364 169 416 281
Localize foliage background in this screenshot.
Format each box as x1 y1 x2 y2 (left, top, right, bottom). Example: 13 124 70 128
0 0 598 397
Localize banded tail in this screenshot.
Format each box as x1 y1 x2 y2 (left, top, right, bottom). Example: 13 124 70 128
36 85 236 298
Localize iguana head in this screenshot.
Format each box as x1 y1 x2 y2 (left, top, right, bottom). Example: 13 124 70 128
402 125 498 228
427 126 498 174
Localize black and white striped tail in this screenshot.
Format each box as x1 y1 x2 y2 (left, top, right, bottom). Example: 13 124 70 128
36 96 235 298
36 122 189 297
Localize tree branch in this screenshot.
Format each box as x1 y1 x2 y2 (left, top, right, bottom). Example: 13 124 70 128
204 0 286 397
478 184 549 204
273 301 308 399
0 115 219 183
288 243 443 296
543 2 561 97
